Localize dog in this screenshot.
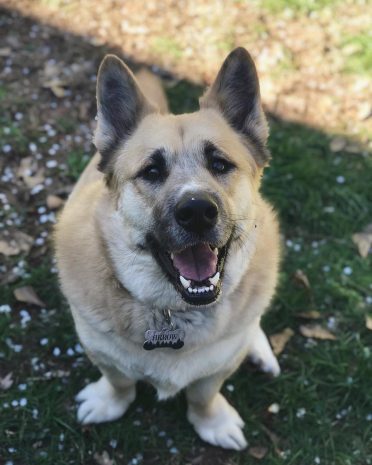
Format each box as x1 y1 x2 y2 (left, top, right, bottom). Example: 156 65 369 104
55 47 281 450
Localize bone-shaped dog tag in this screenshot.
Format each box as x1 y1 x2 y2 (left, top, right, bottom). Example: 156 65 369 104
143 328 185 350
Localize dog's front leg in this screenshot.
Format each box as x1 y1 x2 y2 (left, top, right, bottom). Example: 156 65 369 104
186 372 247 450
75 364 136 425
248 321 281 377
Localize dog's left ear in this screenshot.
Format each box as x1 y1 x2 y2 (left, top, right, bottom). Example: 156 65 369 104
200 47 269 166
95 55 156 173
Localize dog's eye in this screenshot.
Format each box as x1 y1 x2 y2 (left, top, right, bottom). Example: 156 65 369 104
141 165 163 182
210 158 234 175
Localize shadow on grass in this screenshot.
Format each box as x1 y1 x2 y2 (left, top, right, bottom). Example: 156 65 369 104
0 5 371 465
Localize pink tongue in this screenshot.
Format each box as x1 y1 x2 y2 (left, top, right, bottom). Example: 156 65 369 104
172 244 217 282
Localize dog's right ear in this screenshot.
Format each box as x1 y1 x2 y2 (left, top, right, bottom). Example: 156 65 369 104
95 55 156 173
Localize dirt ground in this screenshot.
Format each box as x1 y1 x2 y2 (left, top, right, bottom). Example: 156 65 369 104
3 0 372 138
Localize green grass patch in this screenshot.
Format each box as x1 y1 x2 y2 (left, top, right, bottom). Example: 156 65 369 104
66 150 90 181
258 0 341 14
341 32 372 75
151 37 184 60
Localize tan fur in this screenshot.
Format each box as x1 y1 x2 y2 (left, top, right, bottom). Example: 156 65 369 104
55 53 281 450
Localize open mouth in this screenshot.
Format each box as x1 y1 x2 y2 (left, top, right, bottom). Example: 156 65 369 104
147 236 229 306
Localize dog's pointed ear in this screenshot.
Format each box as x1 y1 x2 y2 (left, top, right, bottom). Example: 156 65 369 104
95 55 156 172
200 47 269 166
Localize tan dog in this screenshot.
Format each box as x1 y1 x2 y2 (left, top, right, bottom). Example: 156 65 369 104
55 47 281 450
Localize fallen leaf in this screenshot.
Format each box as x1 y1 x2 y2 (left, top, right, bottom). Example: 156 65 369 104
94 451 114 465
0 372 13 390
299 324 336 340
293 269 310 290
329 137 346 152
366 315 372 331
352 224 372 258
47 194 64 210
0 231 33 256
0 47 11 57
248 446 268 460
14 286 46 307
269 328 294 355
17 157 45 189
296 310 321 319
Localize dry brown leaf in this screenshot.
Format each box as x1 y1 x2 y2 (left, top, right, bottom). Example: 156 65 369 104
299 324 336 340
366 315 372 331
269 328 294 355
293 269 310 289
296 310 321 319
14 286 46 307
94 451 114 465
0 47 11 57
42 79 66 98
0 231 33 256
248 446 268 460
47 194 64 210
329 137 346 152
352 224 372 258
0 372 13 390
17 157 45 189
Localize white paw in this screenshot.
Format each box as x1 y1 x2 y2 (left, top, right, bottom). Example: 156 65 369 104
75 376 135 425
188 393 247 451
249 328 281 377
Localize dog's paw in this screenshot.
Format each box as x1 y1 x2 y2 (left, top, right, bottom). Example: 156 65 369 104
75 376 135 425
249 328 281 377
188 393 247 451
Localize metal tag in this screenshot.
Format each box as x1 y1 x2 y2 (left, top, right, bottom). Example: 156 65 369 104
143 328 185 350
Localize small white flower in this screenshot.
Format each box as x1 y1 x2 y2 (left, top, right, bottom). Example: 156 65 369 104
19 398 27 407
18 384 27 391
40 338 48 346
11 400 19 407
0 305 11 314
15 112 23 121
343 266 352 276
2 144 12 153
336 176 345 184
53 347 61 357
46 160 58 168
29 142 37 152
268 402 280 414
109 439 117 448
296 407 306 418
322 265 330 272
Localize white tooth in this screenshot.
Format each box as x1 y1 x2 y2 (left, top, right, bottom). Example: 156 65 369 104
192 288 198 293
180 275 191 289
197 288 203 293
204 286 209 292
188 287 192 293
209 272 220 286
170 253 174 260
213 248 218 256
209 285 214 291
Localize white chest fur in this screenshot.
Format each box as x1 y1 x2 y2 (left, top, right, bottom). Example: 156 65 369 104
74 310 250 399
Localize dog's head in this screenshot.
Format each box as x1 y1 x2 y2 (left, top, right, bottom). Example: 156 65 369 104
95 48 269 308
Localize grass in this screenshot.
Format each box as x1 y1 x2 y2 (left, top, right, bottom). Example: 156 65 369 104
341 32 372 75
1 80 371 464
257 0 342 14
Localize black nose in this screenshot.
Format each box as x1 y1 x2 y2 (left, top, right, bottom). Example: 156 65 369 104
175 194 219 234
